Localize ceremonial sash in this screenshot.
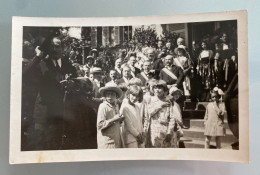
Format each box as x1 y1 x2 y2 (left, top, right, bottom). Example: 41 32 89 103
174 58 184 70
141 72 149 81
223 59 229 81
131 71 135 78
162 68 178 80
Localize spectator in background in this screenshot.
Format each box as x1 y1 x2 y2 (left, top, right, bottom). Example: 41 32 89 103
137 61 153 87
128 55 141 77
89 67 106 89
159 55 184 90
174 37 185 55
114 58 122 78
107 69 119 84
84 55 95 69
197 41 214 101
174 46 192 100
165 41 174 55
117 65 133 84
157 40 164 52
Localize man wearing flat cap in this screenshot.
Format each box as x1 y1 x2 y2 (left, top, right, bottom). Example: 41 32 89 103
84 55 94 68
89 67 106 89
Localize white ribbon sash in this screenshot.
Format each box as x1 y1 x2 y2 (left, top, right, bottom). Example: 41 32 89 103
141 72 149 81
162 68 177 80
174 57 184 70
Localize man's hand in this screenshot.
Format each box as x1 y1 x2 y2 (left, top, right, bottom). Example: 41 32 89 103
112 114 125 123
35 46 44 58
136 133 143 144
165 134 172 142
161 101 170 108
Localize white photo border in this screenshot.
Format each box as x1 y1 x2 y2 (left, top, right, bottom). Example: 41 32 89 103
10 10 249 164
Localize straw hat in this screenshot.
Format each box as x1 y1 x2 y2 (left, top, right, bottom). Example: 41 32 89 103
99 82 123 98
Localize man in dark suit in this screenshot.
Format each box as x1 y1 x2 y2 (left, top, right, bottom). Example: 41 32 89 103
146 48 165 79
128 55 141 77
114 58 122 78
24 37 76 150
137 61 153 86
159 55 184 89
117 65 132 85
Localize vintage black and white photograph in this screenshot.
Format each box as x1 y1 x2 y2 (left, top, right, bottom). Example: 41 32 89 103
10 11 249 163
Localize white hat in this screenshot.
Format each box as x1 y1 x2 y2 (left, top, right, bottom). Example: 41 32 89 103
213 87 224 95
99 82 123 98
169 86 183 95
178 44 186 50
86 55 94 60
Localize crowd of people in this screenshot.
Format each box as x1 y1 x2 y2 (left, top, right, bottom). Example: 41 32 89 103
21 31 238 151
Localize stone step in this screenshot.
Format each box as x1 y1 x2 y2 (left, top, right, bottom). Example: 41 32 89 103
184 101 197 110
179 137 234 149
182 127 238 144
183 101 209 111
183 119 230 128
182 110 205 119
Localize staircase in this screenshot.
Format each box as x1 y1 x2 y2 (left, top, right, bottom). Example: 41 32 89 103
179 101 238 149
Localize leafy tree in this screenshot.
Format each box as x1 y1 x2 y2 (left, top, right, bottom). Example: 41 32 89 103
132 26 158 47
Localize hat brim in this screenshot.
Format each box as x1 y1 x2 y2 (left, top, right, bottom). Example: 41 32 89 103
99 86 122 98
170 89 183 95
85 57 94 61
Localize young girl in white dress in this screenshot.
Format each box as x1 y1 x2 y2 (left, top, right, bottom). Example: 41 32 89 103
204 87 226 149
120 85 144 148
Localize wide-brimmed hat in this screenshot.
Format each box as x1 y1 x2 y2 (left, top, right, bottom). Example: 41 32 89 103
169 86 183 96
89 67 102 74
99 82 122 98
178 44 187 50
